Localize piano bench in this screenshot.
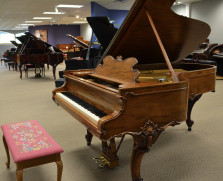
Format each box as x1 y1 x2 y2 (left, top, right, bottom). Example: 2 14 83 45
55 78 65 87
8 62 15 71
1 120 64 181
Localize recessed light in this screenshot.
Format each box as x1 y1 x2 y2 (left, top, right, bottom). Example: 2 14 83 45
43 12 65 15
33 17 52 19
57 4 83 8
76 15 80 18
20 24 34 26
25 21 42 23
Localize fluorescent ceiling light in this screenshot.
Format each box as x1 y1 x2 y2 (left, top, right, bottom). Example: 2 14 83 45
57 4 83 8
20 24 34 26
33 17 52 19
25 21 42 23
43 12 65 14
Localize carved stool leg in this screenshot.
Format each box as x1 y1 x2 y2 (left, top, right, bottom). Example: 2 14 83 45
85 129 93 146
3 136 10 168
186 94 202 131
16 169 23 181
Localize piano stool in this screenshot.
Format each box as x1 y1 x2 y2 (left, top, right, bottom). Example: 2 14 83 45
55 78 65 87
1 120 63 181
8 62 15 71
24 64 45 78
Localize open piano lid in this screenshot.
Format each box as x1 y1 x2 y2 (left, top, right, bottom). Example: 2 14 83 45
102 0 211 65
10 41 19 47
86 16 118 52
16 32 62 53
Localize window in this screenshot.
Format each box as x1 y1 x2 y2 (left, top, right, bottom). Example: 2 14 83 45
0 31 15 44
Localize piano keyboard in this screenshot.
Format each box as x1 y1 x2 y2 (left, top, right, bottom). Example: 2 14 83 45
56 92 107 124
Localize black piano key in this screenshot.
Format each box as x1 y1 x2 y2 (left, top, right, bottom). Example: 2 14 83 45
61 92 107 118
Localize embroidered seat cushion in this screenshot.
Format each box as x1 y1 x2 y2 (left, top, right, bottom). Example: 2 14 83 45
1 120 64 163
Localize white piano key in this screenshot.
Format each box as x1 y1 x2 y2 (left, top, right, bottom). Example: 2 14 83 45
56 93 100 124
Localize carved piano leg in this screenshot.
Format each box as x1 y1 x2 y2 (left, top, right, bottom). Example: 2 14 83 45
186 94 202 131
130 121 163 181
101 138 119 168
85 129 93 146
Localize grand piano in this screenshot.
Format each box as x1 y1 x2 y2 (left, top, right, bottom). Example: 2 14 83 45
53 0 216 180
12 32 63 79
209 44 223 76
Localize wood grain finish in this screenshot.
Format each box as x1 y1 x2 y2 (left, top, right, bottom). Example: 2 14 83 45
52 0 216 180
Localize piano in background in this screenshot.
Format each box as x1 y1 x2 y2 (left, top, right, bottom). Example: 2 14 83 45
58 18 117 78
53 0 216 180
209 44 223 76
11 32 63 79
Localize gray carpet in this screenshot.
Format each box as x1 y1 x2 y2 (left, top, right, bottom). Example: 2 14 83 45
0 63 223 181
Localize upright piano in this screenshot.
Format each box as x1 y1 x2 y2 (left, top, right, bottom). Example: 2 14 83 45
13 32 63 79
53 0 216 180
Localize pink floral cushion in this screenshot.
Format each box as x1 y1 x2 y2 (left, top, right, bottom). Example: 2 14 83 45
1 120 63 163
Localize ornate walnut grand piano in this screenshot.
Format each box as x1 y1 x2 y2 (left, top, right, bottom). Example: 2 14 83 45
12 32 63 79
53 0 216 180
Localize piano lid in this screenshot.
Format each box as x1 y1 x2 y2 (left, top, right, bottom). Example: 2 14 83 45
66 34 89 49
10 41 19 47
103 0 211 65
86 16 118 52
16 32 62 53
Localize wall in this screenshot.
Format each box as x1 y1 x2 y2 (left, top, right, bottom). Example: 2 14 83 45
171 4 186 16
80 24 92 41
172 0 223 44
29 24 80 46
90 2 128 48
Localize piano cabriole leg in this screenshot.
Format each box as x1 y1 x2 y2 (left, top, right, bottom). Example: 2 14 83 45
186 94 203 131
53 65 56 80
85 129 93 146
19 64 22 79
130 121 163 181
101 138 119 168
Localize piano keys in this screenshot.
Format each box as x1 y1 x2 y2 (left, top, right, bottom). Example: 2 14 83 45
52 0 216 180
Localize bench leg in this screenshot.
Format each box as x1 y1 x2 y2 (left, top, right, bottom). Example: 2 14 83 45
3 136 10 168
56 155 63 181
16 168 23 181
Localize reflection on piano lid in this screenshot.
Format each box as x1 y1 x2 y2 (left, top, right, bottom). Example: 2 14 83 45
53 0 216 180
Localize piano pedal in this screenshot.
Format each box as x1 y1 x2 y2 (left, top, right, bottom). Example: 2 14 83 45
93 156 110 168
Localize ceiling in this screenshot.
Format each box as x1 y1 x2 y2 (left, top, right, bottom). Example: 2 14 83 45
0 0 202 31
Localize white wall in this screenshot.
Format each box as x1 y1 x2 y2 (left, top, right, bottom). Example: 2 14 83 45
172 0 223 44
80 24 92 41
171 4 186 16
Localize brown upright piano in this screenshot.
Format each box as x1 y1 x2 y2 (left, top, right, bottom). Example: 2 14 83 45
14 32 63 79
53 0 216 180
